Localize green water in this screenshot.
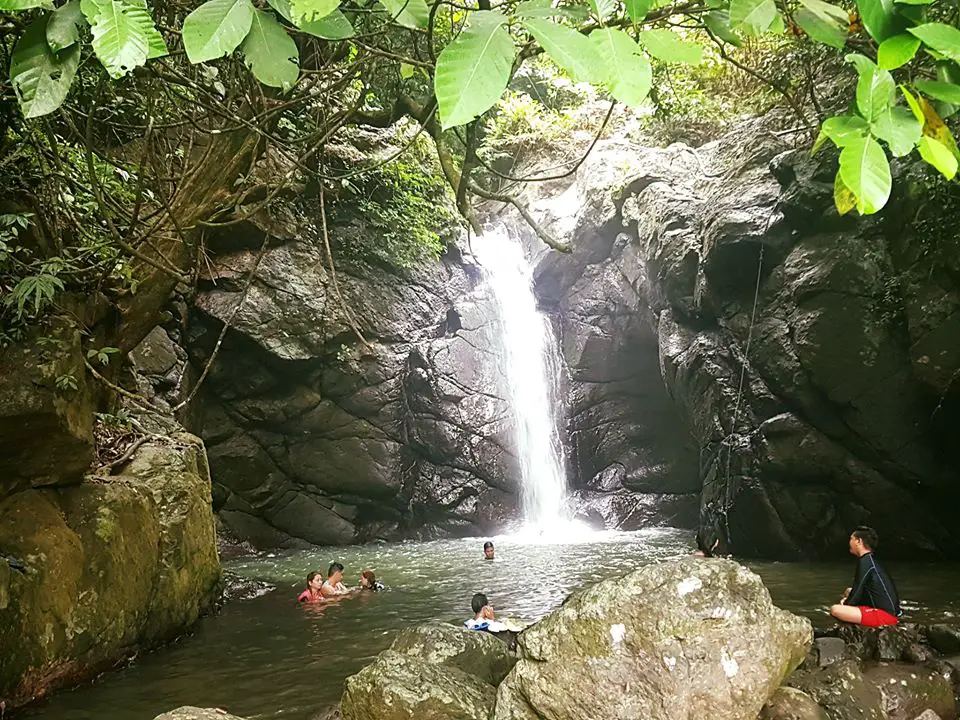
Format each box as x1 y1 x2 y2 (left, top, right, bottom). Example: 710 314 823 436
22 529 960 720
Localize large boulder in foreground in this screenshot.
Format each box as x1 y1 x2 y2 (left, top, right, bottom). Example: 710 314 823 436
341 622 515 720
493 557 811 720
154 709 246 720
0 435 221 708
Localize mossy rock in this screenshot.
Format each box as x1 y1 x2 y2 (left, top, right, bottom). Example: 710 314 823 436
154 708 246 720
0 435 220 708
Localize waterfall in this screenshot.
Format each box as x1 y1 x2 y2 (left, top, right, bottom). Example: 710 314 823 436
474 226 570 531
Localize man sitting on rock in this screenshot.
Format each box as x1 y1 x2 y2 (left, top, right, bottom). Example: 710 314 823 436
465 593 506 632
830 526 902 627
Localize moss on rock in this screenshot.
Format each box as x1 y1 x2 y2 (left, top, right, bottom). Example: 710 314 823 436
0 434 221 708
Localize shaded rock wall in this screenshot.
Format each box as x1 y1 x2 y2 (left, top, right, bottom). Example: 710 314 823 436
0 435 221 708
187 210 519 547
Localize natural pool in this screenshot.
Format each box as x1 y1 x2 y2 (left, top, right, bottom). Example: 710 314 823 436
23 528 960 720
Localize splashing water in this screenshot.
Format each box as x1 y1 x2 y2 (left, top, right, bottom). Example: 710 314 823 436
473 226 572 533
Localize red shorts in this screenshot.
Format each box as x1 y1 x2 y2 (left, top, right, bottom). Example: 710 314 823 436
858 606 899 627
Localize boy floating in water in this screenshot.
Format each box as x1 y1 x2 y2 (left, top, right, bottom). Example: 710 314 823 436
830 526 902 627
483 541 495 560
297 571 324 603
465 593 507 632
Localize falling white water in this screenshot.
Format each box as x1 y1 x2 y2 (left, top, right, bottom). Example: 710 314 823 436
473 226 570 532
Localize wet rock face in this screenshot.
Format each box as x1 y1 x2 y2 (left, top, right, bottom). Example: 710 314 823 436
187 220 517 547
0 435 221 709
493 557 811 720
494 111 959 558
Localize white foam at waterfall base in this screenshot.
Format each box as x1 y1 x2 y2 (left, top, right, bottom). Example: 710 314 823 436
474 226 586 539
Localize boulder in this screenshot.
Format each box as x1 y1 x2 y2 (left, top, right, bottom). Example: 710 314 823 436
492 557 811 720
340 622 515 720
863 663 956 720
759 687 825 720
154 709 246 720
0 435 221 708
787 659 886 720
927 625 960 655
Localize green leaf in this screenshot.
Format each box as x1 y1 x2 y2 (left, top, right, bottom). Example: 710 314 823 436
10 16 80 118
240 8 299 90
834 171 856 215
915 79 960 104
591 27 652 108
399 62 414 79
895 0 931 4
638 28 703 64
90 0 162 78
856 0 899 43
0 0 52 10
521 18 606 83
435 11 514 129
289 0 340 22
847 53 895 123
589 0 616 22
877 33 920 69
704 10 742 46
729 0 776 32
900 84 924 123
908 23 960 63
182 0 255 64
47 0 87 51
795 0 847 48
917 135 958 178
871 105 922 156
380 0 429 28
300 9 354 37
817 114 870 152
624 0 651 23
839 135 891 215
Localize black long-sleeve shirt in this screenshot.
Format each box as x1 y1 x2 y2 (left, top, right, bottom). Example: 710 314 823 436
847 552 901 616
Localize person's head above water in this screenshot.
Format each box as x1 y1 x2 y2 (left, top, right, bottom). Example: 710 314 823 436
360 569 377 589
328 562 345 583
483 541 495 560
849 526 879 557
306 571 323 589
471 592 494 620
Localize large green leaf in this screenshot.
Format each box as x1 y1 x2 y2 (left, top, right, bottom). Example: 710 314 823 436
624 0 651 23
795 0 847 48
871 105 922 156
300 9 354 37
638 28 703 64
917 135 958 178
704 10 742 46
591 27 652 108
10 16 80 118
847 53 895 123
834 171 856 215
435 11 514 129
46 0 87 51
908 23 960 63
839 135 891 214
729 0 776 31
0 0 52 10
289 0 339 22
183 0 255 64
521 18 606 83
915 80 960 104
240 8 299 90
380 0 429 29
856 0 900 43
813 114 869 153
877 33 920 69
90 0 162 77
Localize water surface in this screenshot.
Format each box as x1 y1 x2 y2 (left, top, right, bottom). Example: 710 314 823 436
24 529 960 720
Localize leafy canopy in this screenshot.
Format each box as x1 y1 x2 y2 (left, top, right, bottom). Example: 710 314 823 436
4 0 960 219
